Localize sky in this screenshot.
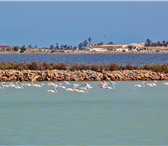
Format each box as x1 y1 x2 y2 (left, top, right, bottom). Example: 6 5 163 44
0 2 168 47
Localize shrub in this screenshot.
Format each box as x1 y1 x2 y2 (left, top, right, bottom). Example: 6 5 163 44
90 64 100 72
29 62 41 70
109 64 120 71
54 63 67 70
42 62 53 70
0 61 167 73
126 64 133 70
162 64 168 73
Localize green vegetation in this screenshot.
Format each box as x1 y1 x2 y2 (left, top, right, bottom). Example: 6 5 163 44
0 61 168 73
145 39 168 47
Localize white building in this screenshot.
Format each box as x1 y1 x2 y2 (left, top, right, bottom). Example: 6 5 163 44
87 47 107 52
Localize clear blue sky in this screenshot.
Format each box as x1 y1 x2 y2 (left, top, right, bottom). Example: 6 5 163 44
0 2 168 47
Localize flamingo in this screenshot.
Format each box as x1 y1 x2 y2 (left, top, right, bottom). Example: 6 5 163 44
80 86 88 91
109 81 116 89
47 85 57 93
32 81 43 87
1 82 10 88
9 82 16 88
64 81 69 85
105 83 115 90
99 81 105 88
65 83 86 93
15 81 23 89
146 81 157 87
65 88 74 92
146 83 156 87
99 81 115 90
83 82 92 89
134 81 146 88
111 81 116 85
48 82 57 86
163 82 168 85
73 88 85 93
99 81 110 89
73 84 79 88
73 84 86 93
59 83 66 89
21 83 32 87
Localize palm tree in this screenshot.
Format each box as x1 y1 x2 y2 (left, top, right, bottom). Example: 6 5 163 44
162 40 166 47
108 41 113 45
145 38 152 46
97 42 104 45
157 41 161 46
50 45 54 50
88 37 92 46
13 46 19 52
20 45 26 53
55 43 59 50
83 40 88 47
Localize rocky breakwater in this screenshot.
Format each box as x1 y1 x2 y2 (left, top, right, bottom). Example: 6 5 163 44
0 69 168 82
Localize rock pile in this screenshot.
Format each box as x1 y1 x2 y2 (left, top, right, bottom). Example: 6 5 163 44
0 69 168 82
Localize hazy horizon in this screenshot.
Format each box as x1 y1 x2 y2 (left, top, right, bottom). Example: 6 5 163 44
0 2 168 47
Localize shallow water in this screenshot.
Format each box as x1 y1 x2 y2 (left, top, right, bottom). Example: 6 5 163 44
0 81 168 145
1 54 168 66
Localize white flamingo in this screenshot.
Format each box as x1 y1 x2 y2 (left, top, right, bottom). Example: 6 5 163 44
21 83 32 87
146 83 157 87
65 88 74 92
83 82 92 89
15 81 23 89
31 75 43 87
99 81 106 88
65 84 86 93
9 82 16 88
134 81 146 88
146 81 157 87
108 81 116 89
163 82 168 85
80 86 88 91
73 84 86 93
99 81 110 89
47 85 57 93
64 81 69 85
1 82 10 88
111 81 116 85
59 83 66 89
73 84 79 88
73 88 85 93
48 82 57 86
32 81 43 87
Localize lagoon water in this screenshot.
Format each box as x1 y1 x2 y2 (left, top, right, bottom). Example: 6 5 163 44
0 81 168 145
1 54 168 65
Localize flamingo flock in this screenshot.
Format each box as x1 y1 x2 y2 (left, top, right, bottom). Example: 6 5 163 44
1 80 168 93
134 81 158 87
0 81 94 93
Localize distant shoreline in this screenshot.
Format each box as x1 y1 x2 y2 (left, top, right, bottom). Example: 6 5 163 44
1 50 168 55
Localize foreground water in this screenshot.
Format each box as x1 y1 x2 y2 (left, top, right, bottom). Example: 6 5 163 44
0 81 168 145
1 54 168 65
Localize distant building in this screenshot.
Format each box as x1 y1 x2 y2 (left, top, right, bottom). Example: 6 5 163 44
85 46 107 52
91 45 127 51
0 45 11 51
115 48 123 52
